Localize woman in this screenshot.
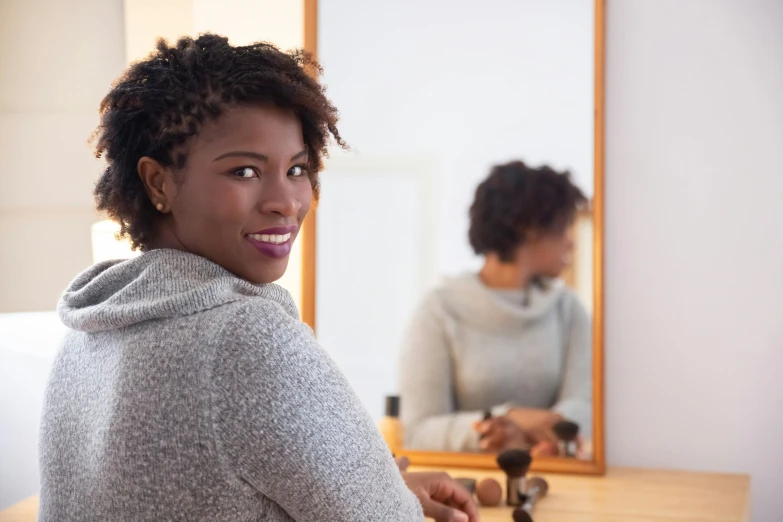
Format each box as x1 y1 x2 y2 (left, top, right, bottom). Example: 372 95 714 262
38 35 476 522
398 161 592 455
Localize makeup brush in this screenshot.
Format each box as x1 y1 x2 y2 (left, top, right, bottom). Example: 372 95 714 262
496 449 532 506
512 477 549 522
479 410 493 441
552 420 579 458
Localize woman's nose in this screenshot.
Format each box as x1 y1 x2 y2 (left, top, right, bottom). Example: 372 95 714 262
258 177 301 217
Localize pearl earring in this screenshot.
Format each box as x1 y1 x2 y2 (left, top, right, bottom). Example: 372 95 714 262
156 203 165 211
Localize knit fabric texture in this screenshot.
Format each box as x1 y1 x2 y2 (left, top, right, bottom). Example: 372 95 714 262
39 249 423 521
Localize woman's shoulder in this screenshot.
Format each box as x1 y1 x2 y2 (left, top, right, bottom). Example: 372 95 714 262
209 297 327 384
213 296 312 347
551 285 590 323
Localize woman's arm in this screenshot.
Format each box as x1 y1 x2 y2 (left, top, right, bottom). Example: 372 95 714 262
210 299 423 522
551 293 593 435
398 291 511 452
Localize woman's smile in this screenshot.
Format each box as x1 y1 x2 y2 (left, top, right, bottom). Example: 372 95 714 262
245 225 298 259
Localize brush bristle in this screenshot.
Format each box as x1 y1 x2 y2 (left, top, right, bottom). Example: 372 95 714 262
512 507 533 522
528 476 549 498
552 420 579 441
496 449 532 476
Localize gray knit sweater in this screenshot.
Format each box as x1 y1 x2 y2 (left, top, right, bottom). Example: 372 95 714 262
39 249 422 521
398 274 592 452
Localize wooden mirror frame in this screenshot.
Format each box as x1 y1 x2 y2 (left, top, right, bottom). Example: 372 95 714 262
300 0 319 332
301 0 606 475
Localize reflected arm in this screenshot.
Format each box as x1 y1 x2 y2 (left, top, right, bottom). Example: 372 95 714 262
551 293 593 436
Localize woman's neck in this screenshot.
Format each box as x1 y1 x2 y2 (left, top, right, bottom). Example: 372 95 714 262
149 223 189 252
478 254 533 290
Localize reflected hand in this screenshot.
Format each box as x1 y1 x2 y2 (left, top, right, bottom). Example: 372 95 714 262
506 408 563 446
472 416 528 452
531 436 586 459
530 440 558 457
403 471 480 522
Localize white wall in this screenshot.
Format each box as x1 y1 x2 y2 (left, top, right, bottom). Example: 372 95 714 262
123 0 195 63
192 0 303 49
123 0 303 63
0 0 126 313
604 1 783 521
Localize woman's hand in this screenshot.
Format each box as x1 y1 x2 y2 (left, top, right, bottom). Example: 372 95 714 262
472 416 528 452
529 440 558 457
530 436 587 459
506 408 563 446
402 471 480 522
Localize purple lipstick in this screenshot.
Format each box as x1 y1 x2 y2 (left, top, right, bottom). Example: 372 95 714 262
245 225 297 259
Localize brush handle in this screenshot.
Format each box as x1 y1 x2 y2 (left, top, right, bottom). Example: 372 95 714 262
520 477 549 512
506 476 528 506
557 439 577 458
521 485 542 512
478 410 493 440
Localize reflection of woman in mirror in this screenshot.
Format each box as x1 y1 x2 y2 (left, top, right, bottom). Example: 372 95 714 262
398 161 592 456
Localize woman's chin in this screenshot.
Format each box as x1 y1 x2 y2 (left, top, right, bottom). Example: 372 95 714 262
242 258 290 285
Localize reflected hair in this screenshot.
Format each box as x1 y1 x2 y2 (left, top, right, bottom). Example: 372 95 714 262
468 160 587 262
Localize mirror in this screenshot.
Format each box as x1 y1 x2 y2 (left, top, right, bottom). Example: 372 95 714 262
311 0 604 474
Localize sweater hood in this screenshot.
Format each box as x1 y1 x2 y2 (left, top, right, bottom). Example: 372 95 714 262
58 249 297 333
437 273 567 331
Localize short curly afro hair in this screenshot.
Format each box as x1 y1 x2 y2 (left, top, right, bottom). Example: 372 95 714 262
468 160 587 262
93 34 344 251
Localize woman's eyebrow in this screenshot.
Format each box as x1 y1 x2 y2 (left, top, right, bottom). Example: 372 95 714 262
212 149 307 162
213 151 269 162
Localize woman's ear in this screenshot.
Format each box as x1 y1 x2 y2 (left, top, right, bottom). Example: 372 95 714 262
137 157 173 213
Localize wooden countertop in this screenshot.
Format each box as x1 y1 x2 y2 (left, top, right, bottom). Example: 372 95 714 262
0 467 749 522
0 496 37 522
413 466 750 521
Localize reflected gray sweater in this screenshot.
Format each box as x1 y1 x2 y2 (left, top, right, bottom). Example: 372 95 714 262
398 274 592 452
39 249 422 521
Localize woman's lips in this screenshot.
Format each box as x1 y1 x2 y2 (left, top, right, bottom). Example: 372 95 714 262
245 225 297 259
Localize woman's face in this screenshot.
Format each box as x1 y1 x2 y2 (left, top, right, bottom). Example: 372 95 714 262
526 226 575 278
141 104 312 284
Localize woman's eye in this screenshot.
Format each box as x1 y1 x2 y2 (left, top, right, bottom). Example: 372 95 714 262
233 167 256 178
288 165 307 177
